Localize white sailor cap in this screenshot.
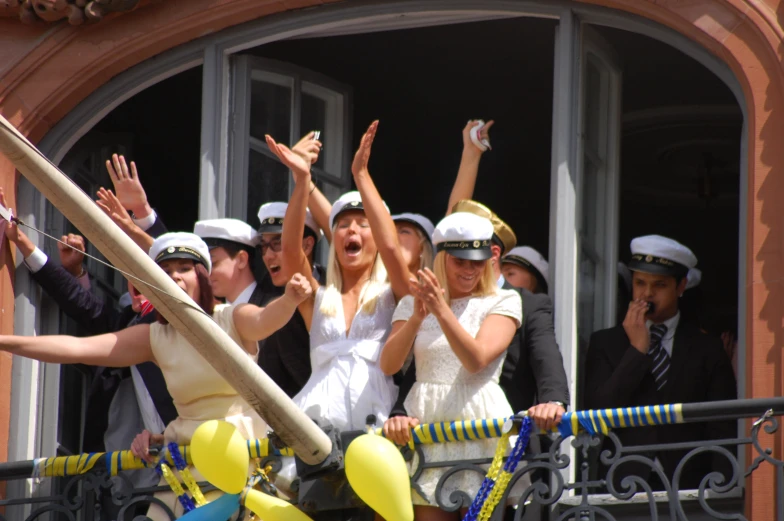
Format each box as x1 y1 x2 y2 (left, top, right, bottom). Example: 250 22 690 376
628 235 697 278
257 202 322 238
686 267 702 290
432 212 494 261
328 191 389 230
149 232 211 273
392 213 435 244
193 218 258 251
502 246 550 291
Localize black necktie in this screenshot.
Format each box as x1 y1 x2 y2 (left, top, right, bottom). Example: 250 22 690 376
648 324 669 391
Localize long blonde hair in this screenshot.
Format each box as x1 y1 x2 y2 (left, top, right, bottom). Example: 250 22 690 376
433 251 497 305
318 232 389 317
415 228 435 271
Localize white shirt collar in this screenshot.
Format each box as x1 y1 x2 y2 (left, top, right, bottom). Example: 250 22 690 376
646 311 680 350
497 274 506 288
227 281 257 306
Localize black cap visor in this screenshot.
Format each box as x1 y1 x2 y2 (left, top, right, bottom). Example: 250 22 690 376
332 202 366 228
155 247 209 270
437 240 492 261
628 254 688 278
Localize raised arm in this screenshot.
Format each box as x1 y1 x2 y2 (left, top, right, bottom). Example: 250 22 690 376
0 324 153 367
96 187 154 251
292 132 332 243
351 121 410 300
446 120 493 215
106 154 154 220
380 297 426 375
265 134 321 327
415 268 517 373
233 273 312 344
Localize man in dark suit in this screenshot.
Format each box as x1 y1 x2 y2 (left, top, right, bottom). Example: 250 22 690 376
253 202 325 398
387 200 570 434
584 235 737 490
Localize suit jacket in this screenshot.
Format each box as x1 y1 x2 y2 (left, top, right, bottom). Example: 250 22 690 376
255 264 326 398
584 321 737 489
29 215 175 451
391 284 570 417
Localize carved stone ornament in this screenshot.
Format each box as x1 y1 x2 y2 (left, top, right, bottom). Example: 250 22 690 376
0 0 142 25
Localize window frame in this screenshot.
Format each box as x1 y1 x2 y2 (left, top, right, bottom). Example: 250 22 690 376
10 1 747 506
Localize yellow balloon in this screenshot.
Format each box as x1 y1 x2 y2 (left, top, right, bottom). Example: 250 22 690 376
244 489 314 521
345 434 414 521
190 420 249 495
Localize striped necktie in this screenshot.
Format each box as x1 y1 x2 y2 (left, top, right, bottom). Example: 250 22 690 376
648 324 669 391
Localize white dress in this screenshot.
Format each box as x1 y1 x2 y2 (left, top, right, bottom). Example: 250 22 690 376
393 290 522 506
294 285 399 431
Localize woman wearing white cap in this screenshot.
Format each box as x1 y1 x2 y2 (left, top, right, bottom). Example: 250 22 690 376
501 245 550 294
265 122 413 432
380 212 522 517
0 232 312 519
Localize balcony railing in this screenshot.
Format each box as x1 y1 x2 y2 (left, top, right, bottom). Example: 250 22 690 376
0 397 781 521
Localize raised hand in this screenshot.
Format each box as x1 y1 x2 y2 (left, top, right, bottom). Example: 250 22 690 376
57 233 86 277
292 131 323 166
105 154 152 218
623 299 650 354
265 135 312 182
351 120 379 178
285 273 313 304
462 119 494 157
0 188 19 244
410 268 448 318
96 187 135 231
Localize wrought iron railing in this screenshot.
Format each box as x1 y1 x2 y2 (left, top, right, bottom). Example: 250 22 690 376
0 398 781 521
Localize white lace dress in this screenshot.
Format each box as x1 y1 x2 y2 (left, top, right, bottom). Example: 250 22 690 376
393 290 522 506
294 285 399 431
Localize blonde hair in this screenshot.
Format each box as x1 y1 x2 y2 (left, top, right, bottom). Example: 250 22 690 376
414 227 435 271
319 233 389 317
433 251 497 305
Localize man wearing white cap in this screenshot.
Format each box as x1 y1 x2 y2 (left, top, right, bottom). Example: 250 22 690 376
253 202 325 398
501 246 549 294
194 218 260 305
585 235 736 490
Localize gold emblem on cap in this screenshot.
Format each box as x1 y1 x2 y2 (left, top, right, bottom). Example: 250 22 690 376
270 218 276 224
645 255 653 263
167 246 175 253
473 240 481 248
350 201 359 207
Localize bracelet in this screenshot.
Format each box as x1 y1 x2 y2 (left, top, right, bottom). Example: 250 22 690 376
309 182 317 195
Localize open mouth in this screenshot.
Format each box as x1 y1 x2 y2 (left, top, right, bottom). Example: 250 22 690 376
458 274 476 282
344 238 362 257
269 265 282 275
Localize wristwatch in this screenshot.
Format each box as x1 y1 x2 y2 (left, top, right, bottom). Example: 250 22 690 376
548 401 566 409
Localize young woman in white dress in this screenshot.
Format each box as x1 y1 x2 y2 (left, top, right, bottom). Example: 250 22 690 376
380 212 523 521
265 121 413 431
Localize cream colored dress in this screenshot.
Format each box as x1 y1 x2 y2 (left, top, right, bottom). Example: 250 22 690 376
144 304 268 520
393 291 522 507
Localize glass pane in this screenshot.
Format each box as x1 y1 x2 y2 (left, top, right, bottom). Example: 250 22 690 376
57 365 86 454
585 58 603 157
247 149 291 227
581 159 600 243
250 80 291 142
315 176 342 204
300 92 327 171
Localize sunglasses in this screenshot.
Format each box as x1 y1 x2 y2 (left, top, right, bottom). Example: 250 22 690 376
258 238 282 254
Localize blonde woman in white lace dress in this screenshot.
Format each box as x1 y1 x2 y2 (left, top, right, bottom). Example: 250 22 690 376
380 213 522 521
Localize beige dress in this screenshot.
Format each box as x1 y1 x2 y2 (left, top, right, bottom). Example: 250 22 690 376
145 304 268 520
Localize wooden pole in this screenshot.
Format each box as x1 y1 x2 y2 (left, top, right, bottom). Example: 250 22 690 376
0 115 331 465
